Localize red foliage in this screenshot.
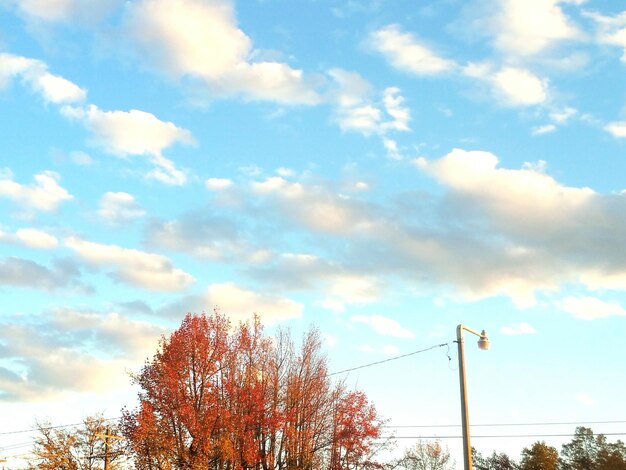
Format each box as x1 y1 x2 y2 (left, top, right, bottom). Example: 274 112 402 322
123 311 384 470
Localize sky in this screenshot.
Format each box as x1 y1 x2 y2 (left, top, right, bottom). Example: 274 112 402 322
1 0 626 466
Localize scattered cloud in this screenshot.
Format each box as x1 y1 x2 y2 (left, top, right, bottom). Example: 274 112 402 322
550 106 577 123
0 169 73 212
532 124 556 135
486 0 582 56
61 105 193 185
161 282 303 325
0 308 166 401
605 121 626 138
8 0 121 25
557 296 626 320
464 63 549 106
586 10 626 63
0 53 86 104
0 227 58 249
500 322 537 335
205 178 234 191
123 0 321 104
328 69 411 136
0 257 81 291
144 211 261 262
368 24 456 75
98 192 146 224
65 236 195 291
351 314 415 338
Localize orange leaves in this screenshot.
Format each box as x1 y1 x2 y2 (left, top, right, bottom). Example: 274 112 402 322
123 311 384 469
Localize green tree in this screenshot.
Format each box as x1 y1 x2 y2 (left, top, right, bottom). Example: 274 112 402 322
520 441 558 470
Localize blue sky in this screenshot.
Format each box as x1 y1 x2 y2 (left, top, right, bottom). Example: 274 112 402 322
1 0 626 466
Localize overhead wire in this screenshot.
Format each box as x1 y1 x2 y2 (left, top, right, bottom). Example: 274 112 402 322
383 420 626 428
326 342 450 377
1 341 624 447
381 432 626 440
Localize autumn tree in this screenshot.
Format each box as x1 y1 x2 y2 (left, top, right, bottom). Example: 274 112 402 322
520 441 558 470
560 427 626 470
398 440 454 470
122 311 385 470
29 414 127 470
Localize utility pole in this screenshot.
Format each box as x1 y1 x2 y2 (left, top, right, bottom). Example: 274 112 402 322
95 428 125 470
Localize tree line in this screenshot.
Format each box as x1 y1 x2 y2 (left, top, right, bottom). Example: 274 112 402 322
470 427 626 470
20 311 626 469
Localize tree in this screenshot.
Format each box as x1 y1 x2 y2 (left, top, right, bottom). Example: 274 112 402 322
560 427 626 470
122 311 385 470
520 441 558 470
29 414 127 470
472 448 516 470
398 440 454 470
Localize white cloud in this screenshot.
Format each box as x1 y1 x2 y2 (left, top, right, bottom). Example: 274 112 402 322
326 275 382 305
351 314 415 338
550 107 577 123
123 0 320 104
411 148 614 304
16 228 58 248
10 0 121 24
276 167 295 177
383 138 402 160
532 124 556 135
0 53 86 104
328 69 411 136
0 308 165 401
368 24 456 75
465 62 548 106
558 296 626 320
65 236 194 291
415 149 594 226
203 282 303 324
463 63 548 106
586 10 626 63
62 105 193 185
500 322 537 335
605 121 626 138
489 0 582 56
98 192 145 224
67 105 194 157
576 392 595 407
0 169 73 212
205 178 234 190
493 67 548 105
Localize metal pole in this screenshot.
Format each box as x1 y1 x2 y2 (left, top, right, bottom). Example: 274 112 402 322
457 325 472 470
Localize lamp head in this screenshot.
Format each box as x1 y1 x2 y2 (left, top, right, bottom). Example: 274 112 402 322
477 330 490 350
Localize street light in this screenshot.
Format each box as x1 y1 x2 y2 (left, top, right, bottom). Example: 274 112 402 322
457 324 490 470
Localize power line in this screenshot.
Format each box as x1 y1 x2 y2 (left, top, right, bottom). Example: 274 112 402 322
0 417 121 436
384 420 626 429
381 432 626 440
327 342 449 377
